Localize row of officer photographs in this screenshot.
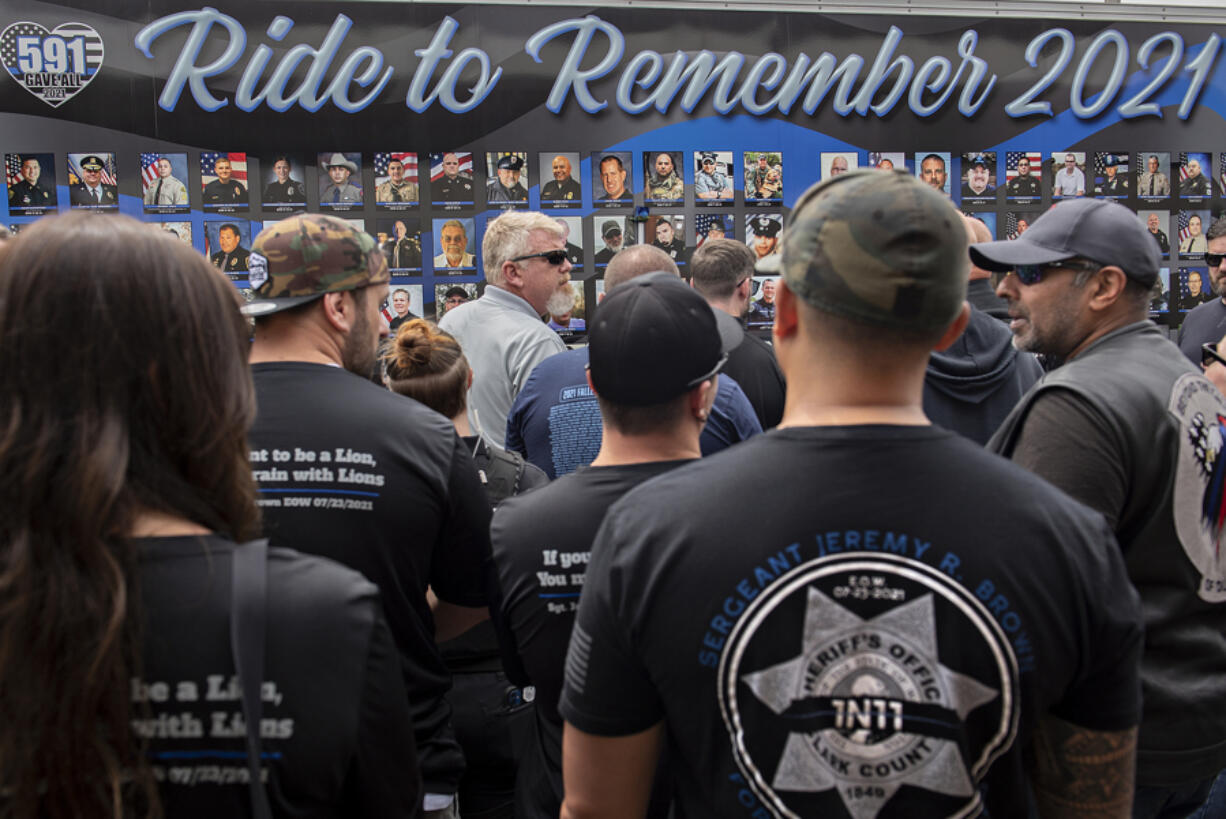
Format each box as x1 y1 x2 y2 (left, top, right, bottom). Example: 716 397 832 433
8 149 1223 216
4 150 784 213
103 212 783 279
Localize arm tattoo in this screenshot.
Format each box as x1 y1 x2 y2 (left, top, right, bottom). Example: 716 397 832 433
1029 715 1137 818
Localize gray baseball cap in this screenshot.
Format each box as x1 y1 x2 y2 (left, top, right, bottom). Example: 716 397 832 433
970 198 1159 286
780 170 968 332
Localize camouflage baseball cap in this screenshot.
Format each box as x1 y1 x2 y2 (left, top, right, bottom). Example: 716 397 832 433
241 213 389 316
780 170 967 331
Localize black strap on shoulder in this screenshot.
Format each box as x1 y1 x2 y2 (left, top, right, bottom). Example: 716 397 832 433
231 538 272 819
472 439 528 507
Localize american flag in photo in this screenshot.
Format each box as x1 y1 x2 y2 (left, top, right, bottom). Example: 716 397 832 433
201 152 248 183
1005 151 1042 180
695 213 733 245
374 152 417 180
140 153 162 187
429 153 472 181
5 154 23 187
1004 212 1020 240
68 154 116 186
1179 210 1193 244
1179 152 1191 181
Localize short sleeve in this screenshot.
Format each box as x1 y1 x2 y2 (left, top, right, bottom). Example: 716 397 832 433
558 506 664 736
1010 389 1128 529
1049 516 1144 731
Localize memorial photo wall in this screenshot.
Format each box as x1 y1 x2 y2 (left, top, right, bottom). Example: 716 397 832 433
3 2 1225 326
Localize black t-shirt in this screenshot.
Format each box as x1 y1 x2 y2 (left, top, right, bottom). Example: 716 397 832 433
721 329 785 430
492 460 691 817
250 362 493 794
560 426 1143 818
138 535 419 817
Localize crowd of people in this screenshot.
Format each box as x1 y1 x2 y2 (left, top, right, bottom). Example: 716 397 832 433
1 167 1224 819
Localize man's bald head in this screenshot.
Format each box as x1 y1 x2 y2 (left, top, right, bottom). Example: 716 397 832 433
962 215 994 282
604 244 680 291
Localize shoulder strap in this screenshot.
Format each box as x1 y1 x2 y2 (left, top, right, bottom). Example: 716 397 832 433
231 538 272 819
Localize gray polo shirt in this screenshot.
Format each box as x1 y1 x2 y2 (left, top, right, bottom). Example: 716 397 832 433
439 286 566 447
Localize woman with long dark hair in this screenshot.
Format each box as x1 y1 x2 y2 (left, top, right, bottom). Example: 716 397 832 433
0 212 419 817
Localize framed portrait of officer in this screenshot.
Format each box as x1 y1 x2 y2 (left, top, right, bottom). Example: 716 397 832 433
374 152 419 208
67 152 118 210
594 152 634 207
7 152 57 214
868 152 906 173
1177 267 1212 311
1005 211 1041 240
643 151 684 205
205 220 253 283
1138 210 1171 259
693 151 734 205
745 151 783 205
593 215 636 268
154 221 193 247
915 152 951 196
1178 210 1211 259
539 152 582 208
553 215 584 273
141 153 189 214
318 152 363 209
200 152 250 212
260 154 307 210
1137 152 1172 200
745 214 783 263
1179 152 1213 200
1050 151 1087 198
1094 152 1130 199
429 151 476 207
377 218 423 274
382 285 424 333
647 215 688 267
1004 152 1042 202
959 152 997 205
695 213 733 246
963 211 997 238
486 152 529 208
819 152 854 183
435 283 478 320
432 217 477 274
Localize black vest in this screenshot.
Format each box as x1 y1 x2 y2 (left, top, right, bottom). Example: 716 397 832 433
991 321 1226 785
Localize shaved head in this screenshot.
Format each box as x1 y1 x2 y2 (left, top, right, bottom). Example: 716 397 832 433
962 215 994 281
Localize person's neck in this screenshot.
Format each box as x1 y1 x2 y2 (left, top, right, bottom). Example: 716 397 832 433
130 509 210 537
590 425 701 466
778 351 930 429
249 323 343 367
452 412 473 438
1064 311 1146 362
708 296 744 319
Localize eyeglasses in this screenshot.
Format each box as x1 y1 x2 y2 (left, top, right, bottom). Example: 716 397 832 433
1010 259 1102 286
510 249 569 266
1207 253 1225 268
1203 342 1226 368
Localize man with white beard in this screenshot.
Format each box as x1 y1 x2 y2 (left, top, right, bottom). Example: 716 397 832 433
439 211 571 447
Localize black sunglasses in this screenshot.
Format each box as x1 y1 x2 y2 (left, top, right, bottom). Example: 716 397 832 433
510 249 569 266
1203 343 1226 368
1207 253 1225 268
1011 259 1102 286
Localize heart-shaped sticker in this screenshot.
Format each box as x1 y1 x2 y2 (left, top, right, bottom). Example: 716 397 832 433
1 21 105 108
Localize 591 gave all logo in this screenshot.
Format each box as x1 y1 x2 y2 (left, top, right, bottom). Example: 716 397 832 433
2 21 104 107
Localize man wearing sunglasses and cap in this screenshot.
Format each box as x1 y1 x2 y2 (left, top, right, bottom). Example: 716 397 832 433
977 197 1226 817
695 151 733 200
558 171 1144 819
1178 216 1226 366
439 211 570 448
594 220 624 265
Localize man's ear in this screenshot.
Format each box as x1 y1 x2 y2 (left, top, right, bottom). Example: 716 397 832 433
502 260 524 289
1087 266 1129 312
689 377 717 422
933 302 971 352
320 291 353 334
773 280 799 342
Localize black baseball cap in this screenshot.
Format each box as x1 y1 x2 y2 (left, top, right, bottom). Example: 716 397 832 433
970 198 1159 286
589 272 742 406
